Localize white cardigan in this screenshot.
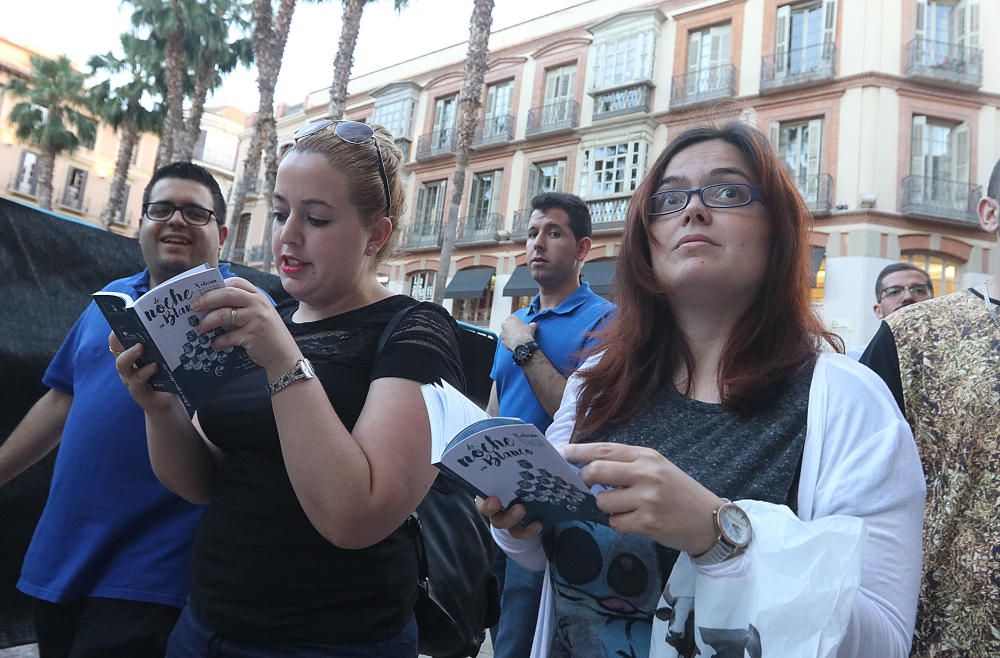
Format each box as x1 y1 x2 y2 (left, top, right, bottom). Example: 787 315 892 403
493 353 926 658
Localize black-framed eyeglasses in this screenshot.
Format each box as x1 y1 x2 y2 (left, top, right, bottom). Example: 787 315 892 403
880 284 932 300
292 119 391 215
649 183 765 216
142 202 216 226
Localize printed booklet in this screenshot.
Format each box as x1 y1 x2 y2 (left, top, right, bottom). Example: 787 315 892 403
93 264 258 410
420 381 608 527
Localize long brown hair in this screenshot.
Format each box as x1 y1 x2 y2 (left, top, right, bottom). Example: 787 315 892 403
574 122 841 440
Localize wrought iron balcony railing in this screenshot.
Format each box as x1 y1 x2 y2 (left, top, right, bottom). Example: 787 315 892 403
457 212 502 244
587 196 630 230
244 178 263 198
526 99 579 137
511 208 532 238
900 175 982 225
474 114 515 147
761 43 836 91
794 173 834 213
399 219 442 249
10 176 38 197
670 64 738 108
904 38 982 88
416 128 456 159
592 82 652 121
60 188 85 211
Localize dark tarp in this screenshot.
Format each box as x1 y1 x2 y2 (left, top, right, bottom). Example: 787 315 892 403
0 197 287 648
443 267 494 300
501 265 538 298
582 259 617 296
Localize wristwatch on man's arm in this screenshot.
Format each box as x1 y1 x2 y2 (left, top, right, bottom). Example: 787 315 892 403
512 340 540 366
691 499 753 566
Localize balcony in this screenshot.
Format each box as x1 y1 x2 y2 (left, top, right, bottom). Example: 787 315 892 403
416 128 456 160
473 114 515 148
9 175 38 197
900 175 982 225
194 145 238 171
457 212 502 244
670 64 738 109
59 188 86 212
794 173 834 213
244 178 264 198
399 219 442 249
904 39 982 88
526 99 579 137
511 208 532 239
592 82 652 121
761 43 836 92
587 196 630 231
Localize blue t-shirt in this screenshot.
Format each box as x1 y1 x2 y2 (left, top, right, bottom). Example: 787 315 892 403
17 264 238 607
490 283 614 432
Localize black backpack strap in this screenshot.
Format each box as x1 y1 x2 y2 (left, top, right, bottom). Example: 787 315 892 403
376 304 416 356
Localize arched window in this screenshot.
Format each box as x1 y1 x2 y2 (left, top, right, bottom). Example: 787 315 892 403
901 253 959 297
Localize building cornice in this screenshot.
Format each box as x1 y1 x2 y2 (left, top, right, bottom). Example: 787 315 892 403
531 37 592 60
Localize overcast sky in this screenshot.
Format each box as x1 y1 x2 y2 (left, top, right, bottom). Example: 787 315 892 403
4 0 579 113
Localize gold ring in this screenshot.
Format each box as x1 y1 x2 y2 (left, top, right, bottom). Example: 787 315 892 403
231 307 238 327
109 345 123 357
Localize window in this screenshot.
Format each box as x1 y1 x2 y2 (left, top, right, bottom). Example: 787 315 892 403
526 159 567 199
15 151 39 196
431 95 457 147
579 141 646 198
372 98 415 139
538 64 577 126
687 23 732 93
916 0 981 57
62 167 88 210
482 81 513 140
453 275 495 327
901 253 958 296
510 296 532 312
232 213 252 262
772 118 823 199
112 183 132 225
811 257 826 305
415 179 448 227
591 31 655 89
774 1 837 75
911 115 969 183
469 170 503 228
408 271 436 302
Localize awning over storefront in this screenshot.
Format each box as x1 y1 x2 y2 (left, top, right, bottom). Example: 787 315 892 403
502 265 539 298
443 267 495 299
810 247 826 287
582 259 617 296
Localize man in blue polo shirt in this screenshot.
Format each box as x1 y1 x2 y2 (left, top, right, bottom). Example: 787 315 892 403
487 191 614 658
0 162 230 657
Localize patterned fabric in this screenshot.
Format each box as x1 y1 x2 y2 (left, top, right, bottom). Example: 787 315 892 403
884 290 1000 657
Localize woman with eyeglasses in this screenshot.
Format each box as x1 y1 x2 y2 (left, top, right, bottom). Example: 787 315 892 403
479 123 925 658
113 121 463 657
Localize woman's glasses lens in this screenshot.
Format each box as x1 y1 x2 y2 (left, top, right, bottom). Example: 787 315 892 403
650 184 754 216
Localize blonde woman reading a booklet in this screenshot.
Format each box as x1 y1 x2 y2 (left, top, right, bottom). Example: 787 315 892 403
478 124 925 658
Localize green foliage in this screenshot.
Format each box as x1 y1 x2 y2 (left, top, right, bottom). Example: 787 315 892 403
88 33 165 135
7 55 97 156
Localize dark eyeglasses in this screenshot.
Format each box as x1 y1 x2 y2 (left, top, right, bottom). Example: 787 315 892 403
292 119 391 215
880 284 932 300
142 202 216 226
649 183 765 216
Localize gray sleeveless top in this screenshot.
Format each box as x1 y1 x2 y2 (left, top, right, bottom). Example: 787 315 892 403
544 359 816 658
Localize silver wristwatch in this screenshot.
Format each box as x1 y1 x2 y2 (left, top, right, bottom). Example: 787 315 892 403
691 499 753 566
266 358 315 396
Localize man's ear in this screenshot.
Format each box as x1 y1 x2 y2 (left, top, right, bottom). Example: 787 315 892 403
873 302 885 320
978 197 999 233
575 236 593 262
217 224 229 249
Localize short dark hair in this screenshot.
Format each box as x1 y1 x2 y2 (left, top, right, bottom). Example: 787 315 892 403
987 158 1000 201
875 262 933 300
530 192 592 240
142 161 227 225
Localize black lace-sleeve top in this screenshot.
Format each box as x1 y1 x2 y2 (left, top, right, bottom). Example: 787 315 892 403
190 295 463 645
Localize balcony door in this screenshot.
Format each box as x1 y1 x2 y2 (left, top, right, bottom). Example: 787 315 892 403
16 151 39 195
415 179 447 232
687 23 731 94
483 81 512 139
775 1 836 75
526 160 567 200
915 0 981 65
468 170 503 230
773 119 823 201
432 95 457 149
911 115 969 208
543 65 576 125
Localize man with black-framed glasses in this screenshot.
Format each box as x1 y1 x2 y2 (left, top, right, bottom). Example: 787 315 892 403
1 162 233 657
872 262 933 319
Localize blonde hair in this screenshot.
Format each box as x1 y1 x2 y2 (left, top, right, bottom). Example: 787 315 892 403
283 122 406 258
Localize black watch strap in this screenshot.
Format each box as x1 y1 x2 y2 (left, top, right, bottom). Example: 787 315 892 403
512 340 540 366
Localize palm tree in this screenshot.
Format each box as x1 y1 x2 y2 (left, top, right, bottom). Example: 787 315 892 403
128 0 186 166
7 55 97 211
327 0 408 120
175 0 253 161
432 0 495 305
222 0 300 267
89 34 164 227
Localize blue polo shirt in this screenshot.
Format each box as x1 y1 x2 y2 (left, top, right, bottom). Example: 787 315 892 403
491 283 614 432
17 264 236 607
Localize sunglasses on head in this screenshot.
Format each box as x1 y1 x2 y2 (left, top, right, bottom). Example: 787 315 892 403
292 119 391 215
